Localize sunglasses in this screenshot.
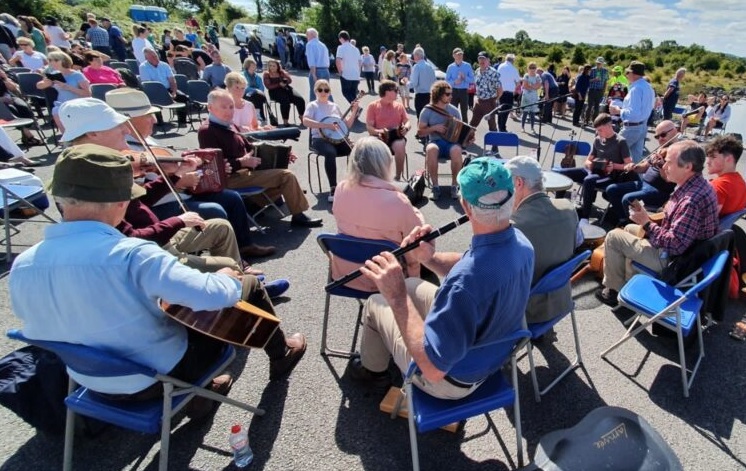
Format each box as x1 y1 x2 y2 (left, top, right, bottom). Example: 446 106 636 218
316 88 330 93
654 129 675 139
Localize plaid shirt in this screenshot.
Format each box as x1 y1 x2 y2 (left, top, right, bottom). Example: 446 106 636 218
589 66 608 90
86 25 110 47
474 66 501 100
647 174 718 256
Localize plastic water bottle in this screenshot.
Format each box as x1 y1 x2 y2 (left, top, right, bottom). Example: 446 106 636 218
229 424 253 468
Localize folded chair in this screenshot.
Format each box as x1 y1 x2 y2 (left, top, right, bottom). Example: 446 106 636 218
393 329 531 470
6 329 264 471
600 250 730 397
316 233 398 357
524 250 591 402
0 181 56 262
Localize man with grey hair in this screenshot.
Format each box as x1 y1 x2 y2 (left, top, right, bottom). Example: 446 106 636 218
348 157 534 399
305 28 330 101
506 156 578 324
409 46 436 118
596 139 719 305
496 53 522 132
139 47 188 125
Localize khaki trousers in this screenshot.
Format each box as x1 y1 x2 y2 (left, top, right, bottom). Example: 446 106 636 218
228 168 309 215
602 224 667 291
165 219 242 273
361 278 479 400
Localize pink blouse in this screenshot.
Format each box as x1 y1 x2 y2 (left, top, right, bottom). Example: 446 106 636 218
82 66 124 86
232 99 258 131
332 175 425 292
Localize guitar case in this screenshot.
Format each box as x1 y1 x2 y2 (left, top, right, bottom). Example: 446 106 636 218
528 406 682 471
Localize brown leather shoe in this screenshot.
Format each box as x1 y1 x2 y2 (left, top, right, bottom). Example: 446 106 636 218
240 243 277 258
269 333 307 380
186 373 234 419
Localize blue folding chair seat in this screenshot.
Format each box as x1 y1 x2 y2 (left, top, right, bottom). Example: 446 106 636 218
317 233 399 357
719 207 746 232
6 329 263 471
396 329 531 470
524 250 591 402
601 250 730 397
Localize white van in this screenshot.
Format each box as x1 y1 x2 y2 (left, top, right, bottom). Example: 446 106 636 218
258 23 296 56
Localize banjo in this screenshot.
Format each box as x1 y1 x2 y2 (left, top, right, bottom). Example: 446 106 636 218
319 90 365 145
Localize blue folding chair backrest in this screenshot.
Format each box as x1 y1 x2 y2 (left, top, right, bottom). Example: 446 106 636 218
141 81 176 107
187 80 210 104
484 132 520 153
553 140 592 157
174 74 189 95
108 61 129 70
6 329 156 379
681 250 730 299
90 83 117 101
125 59 140 77
16 72 45 100
531 250 592 296
317 233 399 298
8 67 31 74
718 208 746 232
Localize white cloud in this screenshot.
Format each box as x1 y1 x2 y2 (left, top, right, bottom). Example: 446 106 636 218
445 2 461 8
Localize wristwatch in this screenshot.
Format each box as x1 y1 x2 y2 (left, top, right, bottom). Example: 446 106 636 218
642 221 652 232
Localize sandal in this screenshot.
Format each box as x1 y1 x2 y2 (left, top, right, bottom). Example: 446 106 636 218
729 321 746 341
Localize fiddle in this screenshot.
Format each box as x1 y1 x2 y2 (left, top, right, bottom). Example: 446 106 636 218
560 130 578 169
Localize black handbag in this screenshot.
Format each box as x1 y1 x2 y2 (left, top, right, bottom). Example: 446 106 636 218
403 170 427 206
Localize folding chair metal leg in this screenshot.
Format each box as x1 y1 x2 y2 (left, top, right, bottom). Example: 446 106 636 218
62 377 77 471
159 382 173 471
511 353 524 468
406 381 420 471
320 292 363 357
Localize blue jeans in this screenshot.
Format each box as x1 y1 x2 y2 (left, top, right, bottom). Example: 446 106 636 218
278 47 287 67
605 179 669 223
151 190 255 247
308 67 331 101
552 167 613 218
620 123 648 163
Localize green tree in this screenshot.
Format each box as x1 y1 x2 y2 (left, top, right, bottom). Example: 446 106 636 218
546 46 563 63
637 38 653 51
571 46 585 65
515 30 530 43
265 0 310 22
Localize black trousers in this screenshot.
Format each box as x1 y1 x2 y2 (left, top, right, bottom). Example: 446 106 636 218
268 86 305 122
497 92 514 132
414 93 430 119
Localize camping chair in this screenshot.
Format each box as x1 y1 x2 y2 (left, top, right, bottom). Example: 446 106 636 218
601 250 730 397
6 329 264 471
316 233 398 357
0 181 56 262
141 81 189 132
392 329 531 470
524 250 591 402
483 131 520 157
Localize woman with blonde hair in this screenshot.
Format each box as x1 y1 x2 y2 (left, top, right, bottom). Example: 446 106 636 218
225 71 272 132
332 136 425 292
36 50 91 134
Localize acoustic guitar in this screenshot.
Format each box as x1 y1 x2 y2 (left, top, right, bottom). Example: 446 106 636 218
162 300 281 349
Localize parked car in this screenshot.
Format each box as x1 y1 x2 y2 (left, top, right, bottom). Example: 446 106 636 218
258 23 296 56
405 54 446 94
232 23 258 45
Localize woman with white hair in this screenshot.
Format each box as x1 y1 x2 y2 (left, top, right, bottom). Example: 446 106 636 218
332 136 425 292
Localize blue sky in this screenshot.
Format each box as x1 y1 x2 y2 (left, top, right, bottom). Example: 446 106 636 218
434 0 745 57
227 0 744 57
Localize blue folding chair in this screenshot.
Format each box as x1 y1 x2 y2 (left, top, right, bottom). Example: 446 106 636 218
125 58 140 77
6 329 264 471
316 233 399 357
550 139 592 168
393 329 531 470
186 79 210 121
173 73 189 95
601 250 730 397
483 131 520 157
90 83 117 101
719 207 746 232
141 81 189 131
525 250 591 402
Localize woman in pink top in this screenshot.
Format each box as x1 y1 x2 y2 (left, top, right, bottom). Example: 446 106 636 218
225 71 273 132
332 136 425 292
82 51 125 86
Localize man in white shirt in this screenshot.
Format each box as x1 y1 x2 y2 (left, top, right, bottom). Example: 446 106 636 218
496 53 522 132
335 30 361 104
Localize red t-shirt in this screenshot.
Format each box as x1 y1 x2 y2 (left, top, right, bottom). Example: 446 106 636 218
365 99 408 130
711 172 746 216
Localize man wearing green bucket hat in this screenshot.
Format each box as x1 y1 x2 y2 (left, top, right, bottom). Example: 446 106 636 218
347 157 534 400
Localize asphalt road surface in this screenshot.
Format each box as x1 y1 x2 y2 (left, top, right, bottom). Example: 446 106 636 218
0 38 744 470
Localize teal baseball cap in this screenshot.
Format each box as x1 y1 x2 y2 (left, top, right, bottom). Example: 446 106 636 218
457 157 514 209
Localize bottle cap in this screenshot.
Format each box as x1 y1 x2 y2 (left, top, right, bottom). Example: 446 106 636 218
231 424 242 433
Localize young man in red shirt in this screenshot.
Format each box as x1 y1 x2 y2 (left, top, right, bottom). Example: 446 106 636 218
705 134 746 217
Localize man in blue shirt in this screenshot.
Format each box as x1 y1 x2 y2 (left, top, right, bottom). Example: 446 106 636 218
202 50 232 89
305 28 330 102
609 61 655 163
9 144 307 402
101 18 126 62
348 158 533 399
537 66 559 124
139 47 188 125
409 46 436 118
85 18 111 56
445 47 474 123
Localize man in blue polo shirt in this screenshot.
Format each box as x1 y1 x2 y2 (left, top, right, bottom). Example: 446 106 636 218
445 47 474 123
348 157 534 399
609 61 655 163
305 27 330 102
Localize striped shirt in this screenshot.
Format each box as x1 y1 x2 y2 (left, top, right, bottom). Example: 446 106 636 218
86 25 110 47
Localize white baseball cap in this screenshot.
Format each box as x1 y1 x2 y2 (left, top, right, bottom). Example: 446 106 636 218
59 98 130 142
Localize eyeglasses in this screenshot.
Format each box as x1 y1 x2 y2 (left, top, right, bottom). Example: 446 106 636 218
316 88 330 93
654 129 675 139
